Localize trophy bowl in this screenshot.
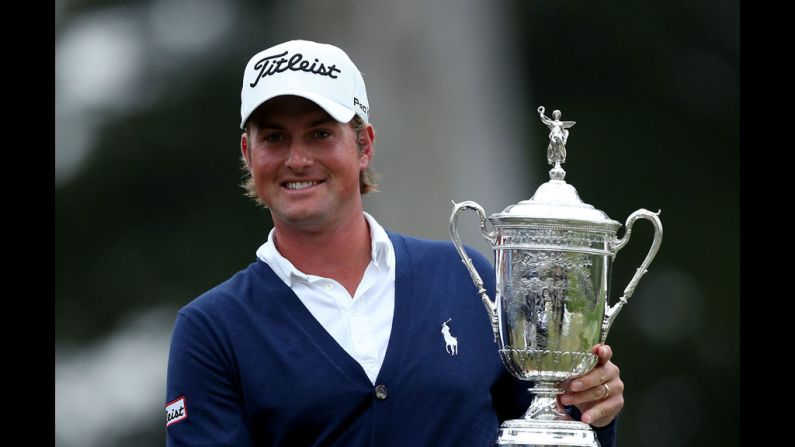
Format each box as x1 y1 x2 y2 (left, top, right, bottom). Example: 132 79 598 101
450 107 662 446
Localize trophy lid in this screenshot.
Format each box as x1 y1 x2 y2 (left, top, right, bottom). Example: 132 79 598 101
491 106 621 231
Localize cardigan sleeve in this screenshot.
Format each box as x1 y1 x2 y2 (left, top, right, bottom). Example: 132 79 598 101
165 309 255 446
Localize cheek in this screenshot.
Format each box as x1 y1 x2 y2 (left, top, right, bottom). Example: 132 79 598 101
250 163 281 191
250 153 281 173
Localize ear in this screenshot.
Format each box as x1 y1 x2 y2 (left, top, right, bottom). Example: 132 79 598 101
241 132 251 169
358 123 376 170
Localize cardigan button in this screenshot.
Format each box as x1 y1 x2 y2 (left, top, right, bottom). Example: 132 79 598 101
374 384 388 400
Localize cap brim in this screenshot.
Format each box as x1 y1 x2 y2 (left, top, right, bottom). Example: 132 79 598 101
240 90 356 129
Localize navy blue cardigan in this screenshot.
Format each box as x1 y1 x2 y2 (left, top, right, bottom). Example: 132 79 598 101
166 232 617 446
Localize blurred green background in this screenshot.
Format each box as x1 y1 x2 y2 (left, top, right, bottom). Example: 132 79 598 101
56 0 738 445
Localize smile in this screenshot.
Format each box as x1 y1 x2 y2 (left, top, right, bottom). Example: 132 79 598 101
283 181 322 190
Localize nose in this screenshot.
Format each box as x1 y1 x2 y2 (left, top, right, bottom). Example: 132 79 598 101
284 143 313 170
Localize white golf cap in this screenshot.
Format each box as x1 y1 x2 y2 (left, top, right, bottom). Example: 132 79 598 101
240 40 369 129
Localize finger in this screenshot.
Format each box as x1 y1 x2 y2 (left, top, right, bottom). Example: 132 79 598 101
561 377 623 406
580 394 624 427
593 344 612 364
559 382 606 406
566 362 618 393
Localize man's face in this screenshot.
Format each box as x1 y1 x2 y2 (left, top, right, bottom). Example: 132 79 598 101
241 96 373 232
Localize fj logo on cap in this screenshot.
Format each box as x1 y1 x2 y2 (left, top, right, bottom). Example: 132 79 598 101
250 51 341 88
165 396 188 427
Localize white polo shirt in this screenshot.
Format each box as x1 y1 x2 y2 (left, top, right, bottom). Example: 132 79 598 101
256 212 396 384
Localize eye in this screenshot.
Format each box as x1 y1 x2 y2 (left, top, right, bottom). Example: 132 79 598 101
263 132 285 143
311 129 332 139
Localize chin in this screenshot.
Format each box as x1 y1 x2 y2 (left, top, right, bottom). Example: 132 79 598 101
274 208 329 228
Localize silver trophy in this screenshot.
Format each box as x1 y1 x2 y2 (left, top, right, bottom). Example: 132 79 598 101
450 106 662 446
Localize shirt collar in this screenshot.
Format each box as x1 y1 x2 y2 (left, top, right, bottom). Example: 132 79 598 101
256 212 394 287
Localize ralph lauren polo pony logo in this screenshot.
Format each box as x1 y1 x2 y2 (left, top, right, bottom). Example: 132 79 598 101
441 318 458 356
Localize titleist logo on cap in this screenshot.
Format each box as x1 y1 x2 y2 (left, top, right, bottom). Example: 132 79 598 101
249 51 342 88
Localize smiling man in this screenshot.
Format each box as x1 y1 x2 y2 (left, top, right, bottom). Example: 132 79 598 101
164 40 623 446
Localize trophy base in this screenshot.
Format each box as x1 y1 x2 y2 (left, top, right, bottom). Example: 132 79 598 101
496 419 600 447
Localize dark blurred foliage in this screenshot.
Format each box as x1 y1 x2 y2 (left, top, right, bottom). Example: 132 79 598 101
509 2 738 446
56 0 280 343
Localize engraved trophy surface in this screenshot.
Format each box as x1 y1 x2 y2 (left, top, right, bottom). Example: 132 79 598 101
450 107 663 446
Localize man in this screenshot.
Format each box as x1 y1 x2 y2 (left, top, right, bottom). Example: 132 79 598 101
165 39 623 446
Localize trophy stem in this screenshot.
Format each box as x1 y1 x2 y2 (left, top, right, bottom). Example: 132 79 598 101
523 381 571 421
497 380 598 446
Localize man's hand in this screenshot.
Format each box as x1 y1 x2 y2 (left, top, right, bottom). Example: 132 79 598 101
559 344 624 427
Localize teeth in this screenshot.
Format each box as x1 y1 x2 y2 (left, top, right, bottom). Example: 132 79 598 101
285 181 319 190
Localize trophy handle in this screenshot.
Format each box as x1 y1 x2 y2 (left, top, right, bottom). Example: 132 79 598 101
450 200 500 342
601 209 663 343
